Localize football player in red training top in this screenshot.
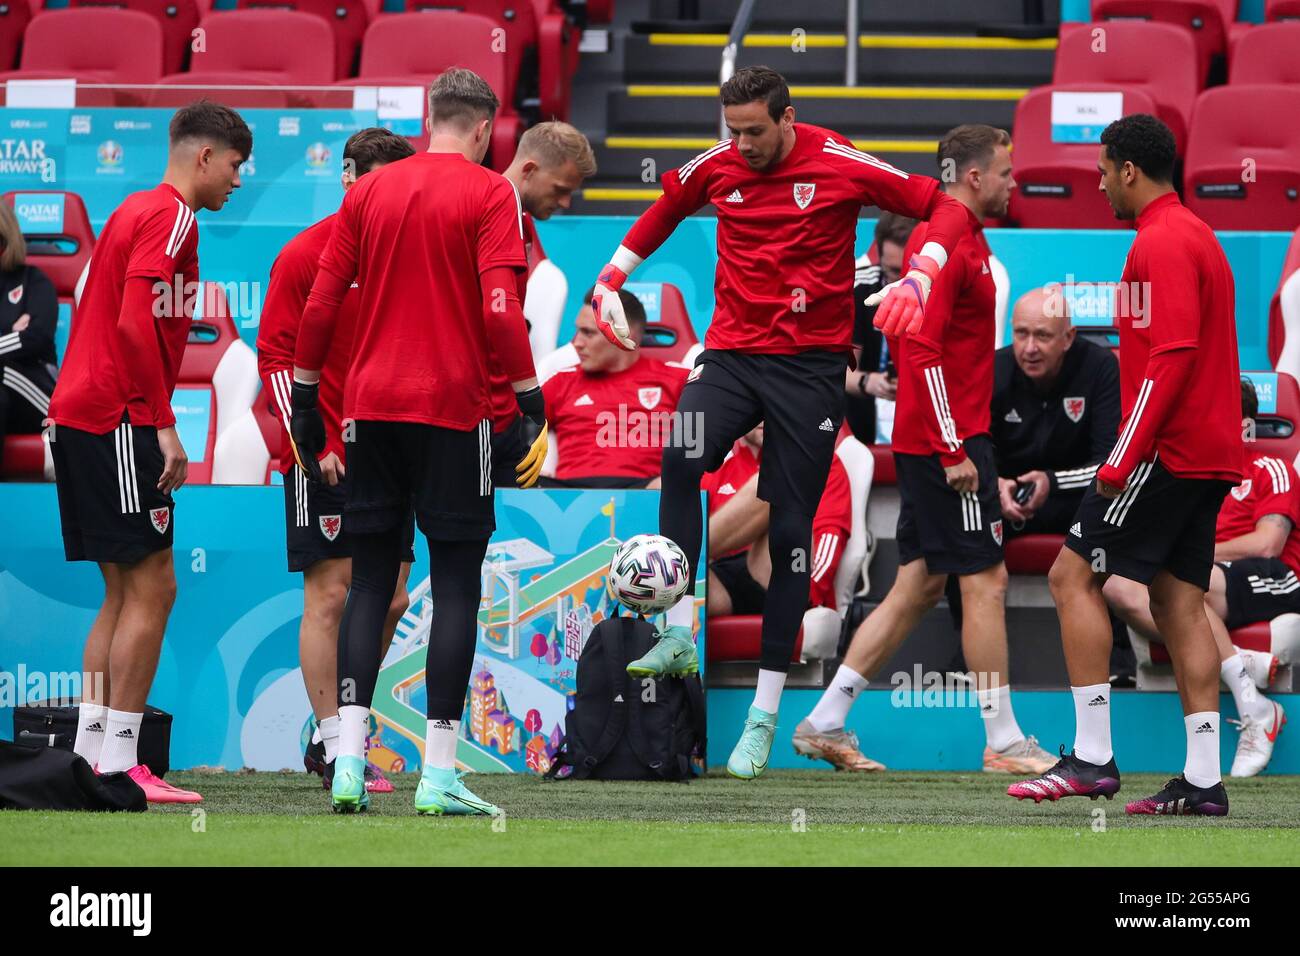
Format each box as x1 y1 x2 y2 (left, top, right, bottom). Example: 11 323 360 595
1009 114 1244 816
48 101 251 804
795 125 1057 778
587 66 971 779
257 127 417 797
489 121 597 486
291 69 545 816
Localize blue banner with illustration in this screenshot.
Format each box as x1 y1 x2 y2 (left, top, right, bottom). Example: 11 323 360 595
0 485 706 774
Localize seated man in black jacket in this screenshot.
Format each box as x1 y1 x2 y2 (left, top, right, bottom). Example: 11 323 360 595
991 286 1120 536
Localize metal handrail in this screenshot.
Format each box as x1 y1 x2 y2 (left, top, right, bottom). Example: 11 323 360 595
718 0 758 139
718 0 860 137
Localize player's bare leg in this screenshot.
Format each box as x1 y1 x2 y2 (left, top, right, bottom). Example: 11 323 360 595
73 563 124 766
961 563 1054 774
1008 547 1120 803
1107 571 1282 776
794 559 943 771
706 569 733 616
1125 570 1230 814
302 557 349 725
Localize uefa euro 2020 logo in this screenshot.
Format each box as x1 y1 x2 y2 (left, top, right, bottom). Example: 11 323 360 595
97 140 122 167
305 142 331 169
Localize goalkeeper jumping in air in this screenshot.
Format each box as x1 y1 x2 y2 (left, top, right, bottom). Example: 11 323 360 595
589 66 970 778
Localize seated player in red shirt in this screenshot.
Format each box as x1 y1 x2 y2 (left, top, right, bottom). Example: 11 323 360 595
1105 379 1287 777
541 287 688 488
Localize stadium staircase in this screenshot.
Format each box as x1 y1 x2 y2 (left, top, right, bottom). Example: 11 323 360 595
570 0 1059 214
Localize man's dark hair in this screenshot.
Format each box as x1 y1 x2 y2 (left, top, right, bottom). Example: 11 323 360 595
719 66 791 123
874 212 916 250
582 285 648 329
169 100 252 159
937 124 1011 181
344 127 416 176
1100 114 1176 184
428 67 500 132
1242 377 1260 421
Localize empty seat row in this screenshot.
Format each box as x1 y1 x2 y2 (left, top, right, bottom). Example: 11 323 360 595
0 1 580 120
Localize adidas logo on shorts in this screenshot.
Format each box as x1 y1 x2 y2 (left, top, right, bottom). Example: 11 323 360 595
819 418 834 432
1069 522 1083 537
725 189 743 203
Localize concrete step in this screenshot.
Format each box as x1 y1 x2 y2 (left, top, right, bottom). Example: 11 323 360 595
645 0 1061 33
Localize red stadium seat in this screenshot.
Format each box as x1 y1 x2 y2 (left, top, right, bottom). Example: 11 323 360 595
1 190 96 480
148 74 294 109
1184 85 1300 232
869 444 896 484
705 615 803 664
1241 370 1300 467
1149 621 1269 663
1091 0 1236 84
69 0 201 76
1266 0 1300 19
407 0 535 105
1004 534 1065 575
235 0 371 79
1267 226 1300 381
175 284 263 484
0 8 165 104
342 12 523 170
628 282 698 365
531 0 579 119
0 0 31 72
1008 83 1159 228
1228 22 1300 84
1053 21 1199 154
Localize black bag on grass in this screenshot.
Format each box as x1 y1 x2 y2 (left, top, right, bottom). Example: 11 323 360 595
550 615 705 781
0 740 145 811
14 701 174 777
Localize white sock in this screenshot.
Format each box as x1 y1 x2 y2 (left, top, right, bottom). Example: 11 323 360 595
425 718 460 772
1220 654 1271 723
752 669 786 714
97 709 143 774
806 664 868 732
666 595 695 630
1184 711 1221 788
74 702 107 766
1071 683 1113 765
319 714 340 763
338 705 369 761
978 684 1025 753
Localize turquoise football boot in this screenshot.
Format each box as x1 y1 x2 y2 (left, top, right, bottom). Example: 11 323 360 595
330 754 369 813
626 624 698 678
727 705 777 780
415 767 500 816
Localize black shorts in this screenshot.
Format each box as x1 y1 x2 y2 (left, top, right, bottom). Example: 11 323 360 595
1063 459 1231 590
710 549 766 615
669 348 849 517
490 415 528 489
51 419 174 564
346 419 495 541
1219 557 1300 630
894 435 1004 575
283 468 416 573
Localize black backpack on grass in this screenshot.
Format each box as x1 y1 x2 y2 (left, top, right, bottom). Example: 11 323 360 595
549 615 705 781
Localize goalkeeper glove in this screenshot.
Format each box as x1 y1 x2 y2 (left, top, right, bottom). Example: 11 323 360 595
868 254 940 336
592 263 636 351
289 379 326 484
514 386 548 489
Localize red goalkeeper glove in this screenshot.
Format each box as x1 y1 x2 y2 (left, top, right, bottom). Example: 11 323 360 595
869 254 941 336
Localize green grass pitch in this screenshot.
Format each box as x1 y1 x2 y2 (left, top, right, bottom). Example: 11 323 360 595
2 770 1297 866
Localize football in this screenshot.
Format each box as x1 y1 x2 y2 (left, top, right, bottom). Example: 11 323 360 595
605 533 691 614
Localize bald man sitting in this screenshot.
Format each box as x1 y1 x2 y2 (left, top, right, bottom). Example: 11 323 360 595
990 287 1121 537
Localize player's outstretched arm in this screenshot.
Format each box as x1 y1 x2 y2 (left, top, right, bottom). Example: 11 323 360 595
869 191 967 336
593 158 706 350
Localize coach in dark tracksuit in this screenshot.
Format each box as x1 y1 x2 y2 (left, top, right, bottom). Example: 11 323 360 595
991 287 1120 536
0 201 59 470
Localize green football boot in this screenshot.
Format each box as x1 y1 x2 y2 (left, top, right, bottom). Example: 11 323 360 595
626 624 698 678
330 754 369 813
415 767 500 816
727 705 777 780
